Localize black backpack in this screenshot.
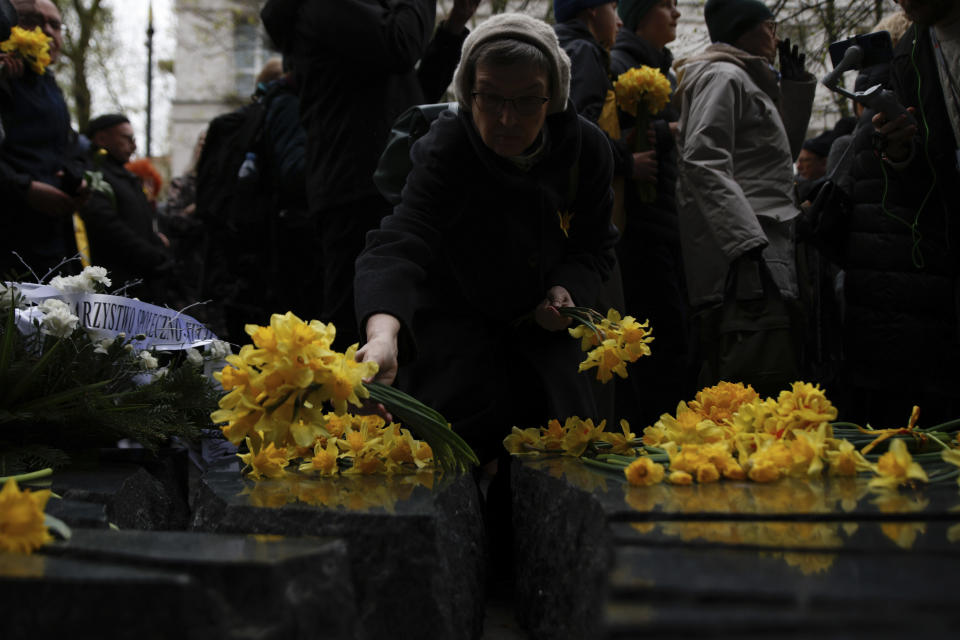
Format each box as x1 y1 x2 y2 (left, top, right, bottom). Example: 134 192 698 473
195 90 276 234
373 102 458 206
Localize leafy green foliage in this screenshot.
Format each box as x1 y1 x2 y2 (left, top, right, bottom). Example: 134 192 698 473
0 306 217 474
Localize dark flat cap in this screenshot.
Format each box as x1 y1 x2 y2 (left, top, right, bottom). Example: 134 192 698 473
85 113 130 138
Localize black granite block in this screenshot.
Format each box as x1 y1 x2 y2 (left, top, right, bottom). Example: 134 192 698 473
44 498 109 529
191 470 485 640
1 528 355 640
0 551 209 640
511 457 611 640
47 448 191 530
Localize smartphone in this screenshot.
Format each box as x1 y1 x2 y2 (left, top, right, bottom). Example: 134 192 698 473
829 31 894 69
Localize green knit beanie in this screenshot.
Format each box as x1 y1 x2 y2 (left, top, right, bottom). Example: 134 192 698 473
704 0 773 45
617 0 658 33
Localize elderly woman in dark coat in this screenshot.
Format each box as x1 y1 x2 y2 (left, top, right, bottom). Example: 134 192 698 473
354 12 618 464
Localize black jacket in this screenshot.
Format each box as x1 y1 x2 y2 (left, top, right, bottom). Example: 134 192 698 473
355 107 618 461
610 28 680 242
80 151 168 294
261 0 467 209
837 23 960 397
554 19 632 178
0 71 80 276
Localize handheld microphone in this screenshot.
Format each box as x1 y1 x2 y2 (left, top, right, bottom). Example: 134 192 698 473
822 45 864 89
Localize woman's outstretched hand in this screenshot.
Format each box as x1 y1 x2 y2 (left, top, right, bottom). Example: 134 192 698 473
534 285 574 331
356 313 400 387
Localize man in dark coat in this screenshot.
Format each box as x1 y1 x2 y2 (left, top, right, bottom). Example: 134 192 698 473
609 0 693 426
835 0 960 427
0 0 84 279
260 0 478 348
80 114 171 301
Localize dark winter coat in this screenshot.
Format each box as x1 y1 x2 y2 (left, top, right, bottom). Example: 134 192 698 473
554 19 632 178
610 28 679 241
0 71 80 276
355 106 618 462
261 0 467 209
608 29 690 424
80 152 168 295
836 23 960 403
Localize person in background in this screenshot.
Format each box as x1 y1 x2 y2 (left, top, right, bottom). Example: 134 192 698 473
0 0 85 280
832 0 960 428
553 0 626 425
610 0 693 427
674 0 815 397
80 114 172 301
261 0 479 348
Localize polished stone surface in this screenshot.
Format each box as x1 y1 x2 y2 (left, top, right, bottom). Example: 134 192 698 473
523 457 960 520
44 498 109 529
1 529 354 640
511 456 960 640
192 469 486 640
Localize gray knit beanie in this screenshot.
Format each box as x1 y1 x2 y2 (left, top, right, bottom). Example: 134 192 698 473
453 13 571 115
704 0 773 45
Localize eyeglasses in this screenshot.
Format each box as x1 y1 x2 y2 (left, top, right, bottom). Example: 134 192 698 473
472 92 549 116
18 12 62 33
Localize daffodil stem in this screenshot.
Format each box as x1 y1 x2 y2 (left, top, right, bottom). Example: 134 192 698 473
581 457 628 474
0 467 53 484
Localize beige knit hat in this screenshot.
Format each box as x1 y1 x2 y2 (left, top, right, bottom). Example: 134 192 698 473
453 12 571 115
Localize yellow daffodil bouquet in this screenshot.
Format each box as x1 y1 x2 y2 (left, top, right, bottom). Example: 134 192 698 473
560 307 653 383
504 380 960 490
0 26 52 75
612 65 672 203
211 312 479 476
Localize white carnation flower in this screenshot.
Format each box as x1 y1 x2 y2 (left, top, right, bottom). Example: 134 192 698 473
93 336 117 354
185 348 204 367
49 274 94 293
81 266 112 290
39 299 79 338
205 340 232 359
138 350 159 370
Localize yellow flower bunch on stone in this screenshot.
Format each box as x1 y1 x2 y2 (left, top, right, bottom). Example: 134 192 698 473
503 415 610 457
613 65 672 117
211 312 377 452
568 308 653 383
0 478 53 553
238 410 438 479
0 26 52 75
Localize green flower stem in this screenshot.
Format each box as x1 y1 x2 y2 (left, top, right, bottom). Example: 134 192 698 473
581 457 629 474
926 469 960 484
0 467 53 484
921 417 960 433
596 453 636 466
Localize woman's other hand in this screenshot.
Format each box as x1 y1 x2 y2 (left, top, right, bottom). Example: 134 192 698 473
356 313 400 387
534 285 574 331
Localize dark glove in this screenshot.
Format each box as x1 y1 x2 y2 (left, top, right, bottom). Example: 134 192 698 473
777 38 806 81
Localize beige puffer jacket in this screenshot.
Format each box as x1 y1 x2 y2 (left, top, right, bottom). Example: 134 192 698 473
674 43 815 307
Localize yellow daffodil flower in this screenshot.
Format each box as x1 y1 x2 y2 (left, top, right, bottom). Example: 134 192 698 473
689 381 759 424
503 426 543 454
613 65 672 117
624 457 665 486
299 440 340 476
600 419 637 454
941 448 960 485
561 416 607 457
0 478 53 553
868 438 929 490
238 434 290 480
0 26 51 75
825 440 872 476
